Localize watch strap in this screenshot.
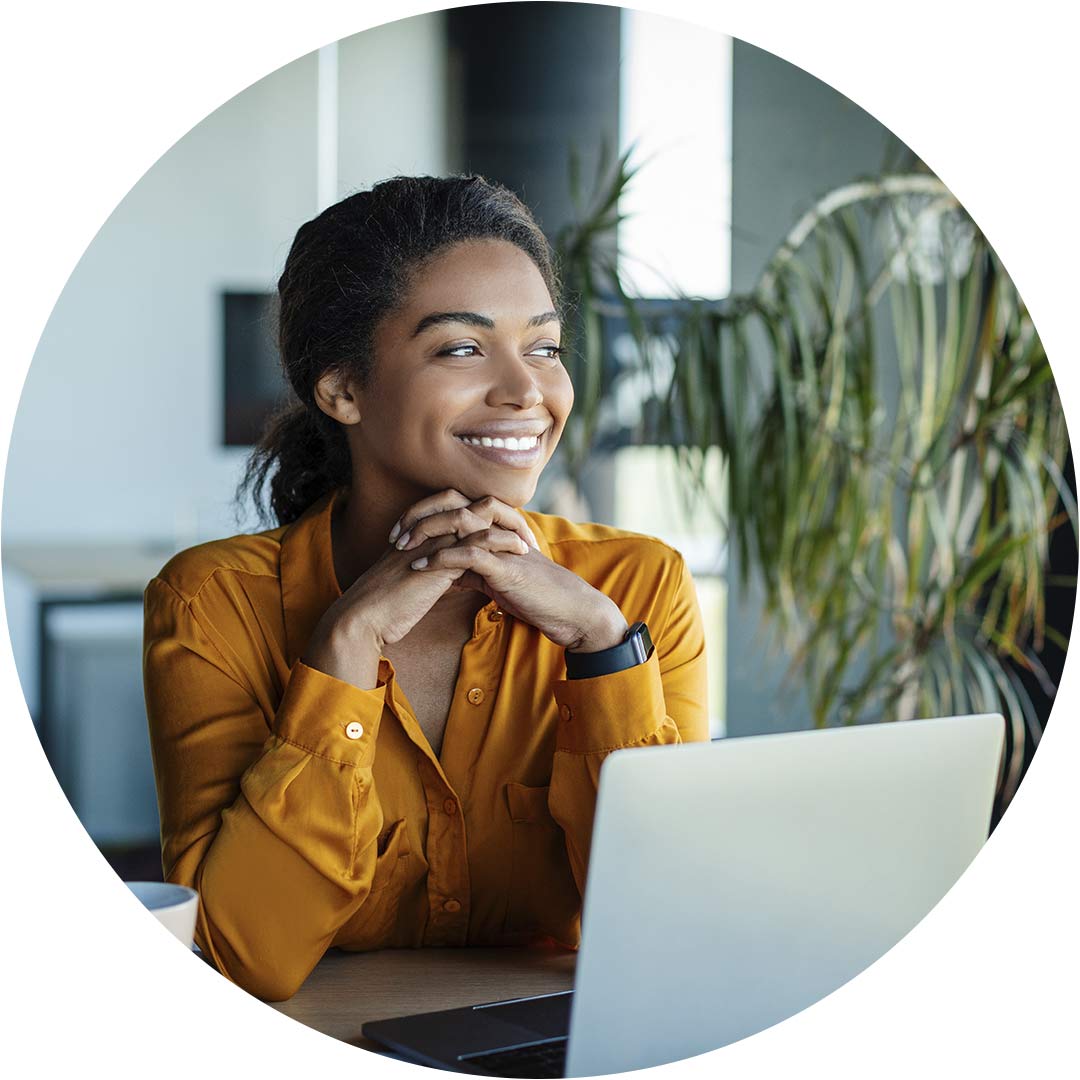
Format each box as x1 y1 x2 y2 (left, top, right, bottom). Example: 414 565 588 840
564 621 654 680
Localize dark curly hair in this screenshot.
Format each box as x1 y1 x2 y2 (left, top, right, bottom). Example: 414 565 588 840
234 173 564 528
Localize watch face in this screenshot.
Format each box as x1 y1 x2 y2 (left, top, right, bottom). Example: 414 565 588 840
630 621 654 662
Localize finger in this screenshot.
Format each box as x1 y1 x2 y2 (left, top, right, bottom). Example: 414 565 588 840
455 569 490 591
388 489 468 544
405 532 460 556
448 569 492 595
397 505 490 551
411 545 525 586
452 525 531 556
408 527 528 564
468 496 540 551
397 497 538 553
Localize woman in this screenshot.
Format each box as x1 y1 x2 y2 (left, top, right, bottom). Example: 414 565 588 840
143 174 709 1002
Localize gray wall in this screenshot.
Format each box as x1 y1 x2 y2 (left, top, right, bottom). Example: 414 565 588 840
2 12 447 741
4 16 914 764
3 14 447 551
725 39 902 737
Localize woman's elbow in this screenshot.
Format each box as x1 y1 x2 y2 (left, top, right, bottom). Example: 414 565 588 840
210 952 309 1002
196 926 311 1002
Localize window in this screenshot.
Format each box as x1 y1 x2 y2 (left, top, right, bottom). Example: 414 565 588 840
617 8 732 300
613 10 733 738
612 446 727 738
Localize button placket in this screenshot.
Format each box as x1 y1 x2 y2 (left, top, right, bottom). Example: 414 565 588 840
419 608 505 944
417 758 470 947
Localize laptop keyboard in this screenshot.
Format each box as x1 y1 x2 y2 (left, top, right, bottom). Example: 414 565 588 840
459 1035 568 1077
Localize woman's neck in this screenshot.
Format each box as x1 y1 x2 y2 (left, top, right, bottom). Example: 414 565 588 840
330 482 405 592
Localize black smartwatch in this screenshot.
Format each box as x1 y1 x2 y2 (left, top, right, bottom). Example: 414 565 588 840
564 621 654 680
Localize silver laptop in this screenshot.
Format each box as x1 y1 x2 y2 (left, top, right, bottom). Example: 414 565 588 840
363 713 1005 1076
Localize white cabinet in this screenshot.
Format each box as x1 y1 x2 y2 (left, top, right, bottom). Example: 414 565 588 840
45 603 160 846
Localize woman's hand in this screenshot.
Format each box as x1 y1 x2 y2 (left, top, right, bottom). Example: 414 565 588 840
301 522 529 689
389 489 540 553
392 490 629 653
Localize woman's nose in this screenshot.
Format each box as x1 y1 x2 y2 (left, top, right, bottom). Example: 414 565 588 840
486 353 544 409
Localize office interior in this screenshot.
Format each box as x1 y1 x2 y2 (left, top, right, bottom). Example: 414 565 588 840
2 3 1072 884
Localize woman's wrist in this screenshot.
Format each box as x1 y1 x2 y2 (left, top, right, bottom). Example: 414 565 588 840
302 611 385 690
566 601 629 654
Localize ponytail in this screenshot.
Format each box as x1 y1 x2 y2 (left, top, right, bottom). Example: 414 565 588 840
235 399 350 528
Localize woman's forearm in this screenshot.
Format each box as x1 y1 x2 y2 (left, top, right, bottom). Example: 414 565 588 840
301 607 385 690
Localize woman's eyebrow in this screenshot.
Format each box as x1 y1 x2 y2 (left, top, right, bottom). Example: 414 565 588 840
410 310 560 338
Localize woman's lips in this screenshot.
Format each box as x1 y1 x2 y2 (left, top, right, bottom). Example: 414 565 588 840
454 430 546 469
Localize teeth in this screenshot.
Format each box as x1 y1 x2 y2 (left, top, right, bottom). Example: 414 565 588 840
458 434 540 450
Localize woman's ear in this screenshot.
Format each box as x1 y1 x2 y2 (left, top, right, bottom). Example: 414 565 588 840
313 368 362 426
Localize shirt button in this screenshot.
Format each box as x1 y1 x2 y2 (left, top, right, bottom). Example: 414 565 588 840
559 704 573 723
443 798 458 815
488 608 504 622
444 898 462 913
466 687 485 705
345 721 364 740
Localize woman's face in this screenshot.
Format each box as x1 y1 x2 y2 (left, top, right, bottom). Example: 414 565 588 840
347 238 574 509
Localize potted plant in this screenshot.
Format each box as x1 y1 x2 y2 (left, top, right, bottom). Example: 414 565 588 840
551 139 1074 815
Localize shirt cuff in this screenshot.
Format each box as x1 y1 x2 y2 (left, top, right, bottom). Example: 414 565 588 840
272 659 387 765
553 650 668 754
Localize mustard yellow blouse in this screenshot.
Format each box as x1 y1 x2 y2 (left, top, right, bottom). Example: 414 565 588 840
142 487 708 1001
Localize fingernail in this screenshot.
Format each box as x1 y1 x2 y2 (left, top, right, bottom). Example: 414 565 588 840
395 531 411 550
389 522 401 543
410 557 428 569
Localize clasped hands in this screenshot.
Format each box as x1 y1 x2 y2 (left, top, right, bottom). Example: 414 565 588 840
388 489 628 654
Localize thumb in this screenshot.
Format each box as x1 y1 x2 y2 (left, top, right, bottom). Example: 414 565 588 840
451 570 492 595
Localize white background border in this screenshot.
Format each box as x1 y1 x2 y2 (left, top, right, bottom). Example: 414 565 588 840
2 1 1076 1076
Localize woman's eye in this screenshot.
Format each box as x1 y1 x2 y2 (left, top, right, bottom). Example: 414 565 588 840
437 343 563 360
533 345 564 360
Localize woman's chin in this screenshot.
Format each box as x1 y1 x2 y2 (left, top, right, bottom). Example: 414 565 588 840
453 474 538 509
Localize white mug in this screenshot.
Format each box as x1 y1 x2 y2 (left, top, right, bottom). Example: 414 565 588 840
126 881 199 949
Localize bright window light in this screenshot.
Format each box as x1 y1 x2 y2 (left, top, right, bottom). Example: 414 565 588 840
618 9 732 299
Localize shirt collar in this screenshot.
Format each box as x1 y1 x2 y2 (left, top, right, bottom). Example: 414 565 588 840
279 486 344 668
521 506 552 560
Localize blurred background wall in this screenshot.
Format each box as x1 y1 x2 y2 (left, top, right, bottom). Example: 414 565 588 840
2 3 906 870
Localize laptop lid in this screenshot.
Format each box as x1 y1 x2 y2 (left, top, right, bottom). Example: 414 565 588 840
565 713 1004 1077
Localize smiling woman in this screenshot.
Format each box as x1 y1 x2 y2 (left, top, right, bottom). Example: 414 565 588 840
141 174 709 1002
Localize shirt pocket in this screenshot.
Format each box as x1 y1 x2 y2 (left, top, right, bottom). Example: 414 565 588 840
338 817 413 949
502 783 581 940
369 816 411 894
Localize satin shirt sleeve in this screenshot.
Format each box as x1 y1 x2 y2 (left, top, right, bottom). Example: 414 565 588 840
546 550 709 894
143 575 395 1001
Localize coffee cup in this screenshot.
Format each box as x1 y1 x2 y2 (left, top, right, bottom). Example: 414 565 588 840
126 881 199 949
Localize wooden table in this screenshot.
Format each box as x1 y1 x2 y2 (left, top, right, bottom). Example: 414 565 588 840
269 946 578 1052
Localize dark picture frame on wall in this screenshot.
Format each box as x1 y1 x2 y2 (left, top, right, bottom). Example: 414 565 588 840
222 290 284 446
